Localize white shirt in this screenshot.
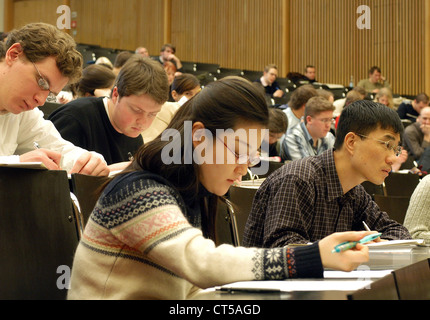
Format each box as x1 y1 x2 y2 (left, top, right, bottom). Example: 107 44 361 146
0 108 104 171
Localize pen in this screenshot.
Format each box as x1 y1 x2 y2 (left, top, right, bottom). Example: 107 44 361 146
215 286 280 293
362 221 371 232
332 233 382 253
33 142 41 149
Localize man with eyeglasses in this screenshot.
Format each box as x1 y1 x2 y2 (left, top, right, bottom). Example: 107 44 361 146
243 100 411 248
402 106 430 162
0 23 109 176
281 96 335 161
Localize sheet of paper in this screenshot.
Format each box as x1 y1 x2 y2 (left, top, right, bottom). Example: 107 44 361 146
367 239 425 247
217 279 373 292
324 270 393 279
0 162 47 170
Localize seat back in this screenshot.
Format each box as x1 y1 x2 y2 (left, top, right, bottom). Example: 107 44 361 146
373 194 410 224
0 168 79 299
394 258 430 300
348 273 399 300
70 173 112 228
384 172 420 197
349 258 430 300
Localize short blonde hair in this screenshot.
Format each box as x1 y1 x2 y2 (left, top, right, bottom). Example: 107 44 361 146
6 23 83 83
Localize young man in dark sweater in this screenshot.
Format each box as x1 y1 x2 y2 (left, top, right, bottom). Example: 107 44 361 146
49 55 169 167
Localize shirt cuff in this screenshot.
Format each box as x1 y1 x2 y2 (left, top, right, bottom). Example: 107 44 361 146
292 241 324 278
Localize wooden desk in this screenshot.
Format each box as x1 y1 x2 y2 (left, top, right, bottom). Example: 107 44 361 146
191 246 430 300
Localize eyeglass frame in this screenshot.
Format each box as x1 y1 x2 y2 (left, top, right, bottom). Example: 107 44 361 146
215 135 260 167
356 133 402 157
311 116 336 125
31 61 58 101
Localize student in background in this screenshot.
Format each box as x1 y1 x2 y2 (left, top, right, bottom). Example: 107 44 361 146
244 100 411 248
303 65 317 83
135 46 149 58
71 64 116 99
142 74 201 143
49 55 169 166
0 22 109 176
374 87 394 109
282 96 335 161
156 43 183 72
282 84 318 132
170 73 201 103
113 51 134 76
267 108 288 158
358 66 391 93
397 93 429 123
68 77 371 300
402 106 430 162
255 64 284 98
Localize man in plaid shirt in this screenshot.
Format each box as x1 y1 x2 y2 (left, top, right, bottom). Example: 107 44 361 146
243 100 411 248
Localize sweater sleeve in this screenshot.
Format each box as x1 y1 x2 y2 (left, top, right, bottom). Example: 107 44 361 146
92 179 323 289
403 175 430 244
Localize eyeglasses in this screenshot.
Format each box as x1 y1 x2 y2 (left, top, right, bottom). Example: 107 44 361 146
32 62 57 102
356 134 402 157
314 117 335 124
216 136 260 167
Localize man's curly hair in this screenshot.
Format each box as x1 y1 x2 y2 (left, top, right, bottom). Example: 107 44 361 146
6 22 83 84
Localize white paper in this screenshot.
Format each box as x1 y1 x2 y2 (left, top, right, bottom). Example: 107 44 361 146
367 239 425 247
323 270 393 279
217 279 373 292
0 162 47 170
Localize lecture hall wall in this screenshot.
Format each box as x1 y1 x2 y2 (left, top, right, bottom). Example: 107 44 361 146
4 0 430 96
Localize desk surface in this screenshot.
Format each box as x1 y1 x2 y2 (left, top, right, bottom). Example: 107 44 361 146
191 246 430 300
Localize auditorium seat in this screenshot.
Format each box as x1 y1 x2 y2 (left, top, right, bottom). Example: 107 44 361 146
0 167 79 299
373 194 410 224
383 172 420 197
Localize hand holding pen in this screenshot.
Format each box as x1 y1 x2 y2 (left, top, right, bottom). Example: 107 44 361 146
19 141 62 170
332 233 382 253
319 231 373 272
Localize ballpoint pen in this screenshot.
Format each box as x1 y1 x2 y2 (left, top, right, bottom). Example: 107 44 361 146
332 233 382 253
33 142 41 149
362 221 371 232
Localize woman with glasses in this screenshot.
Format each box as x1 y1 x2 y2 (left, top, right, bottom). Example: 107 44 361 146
68 77 371 300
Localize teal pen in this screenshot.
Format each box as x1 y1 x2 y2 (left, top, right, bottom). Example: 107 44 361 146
332 233 382 253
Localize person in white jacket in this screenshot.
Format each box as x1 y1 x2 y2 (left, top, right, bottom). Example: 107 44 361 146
0 22 109 176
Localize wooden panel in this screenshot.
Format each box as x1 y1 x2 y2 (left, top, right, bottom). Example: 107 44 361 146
289 0 426 95
69 0 164 54
6 0 429 96
170 0 286 74
12 0 65 29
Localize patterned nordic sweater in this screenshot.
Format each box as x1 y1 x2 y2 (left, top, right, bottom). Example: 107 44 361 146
68 171 323 300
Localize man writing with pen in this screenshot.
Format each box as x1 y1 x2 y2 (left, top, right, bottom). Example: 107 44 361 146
0 23 109 176
244 100 412 248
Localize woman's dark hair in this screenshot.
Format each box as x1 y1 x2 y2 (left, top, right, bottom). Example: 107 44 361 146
334 100 404 150
171 73 200 94
130 76 269 240
71 64 116 98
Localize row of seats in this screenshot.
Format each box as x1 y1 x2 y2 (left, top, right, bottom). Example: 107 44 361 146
75 43 349 106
